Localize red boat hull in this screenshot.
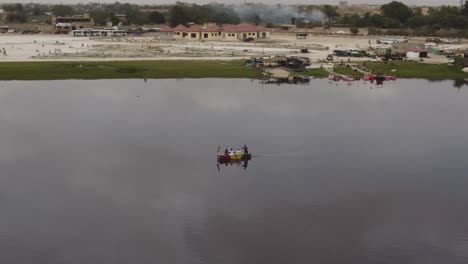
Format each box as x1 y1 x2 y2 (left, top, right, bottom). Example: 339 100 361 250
218 155 232 163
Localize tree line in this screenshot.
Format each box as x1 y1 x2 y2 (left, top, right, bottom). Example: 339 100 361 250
337 1 468 31
2 1 468 36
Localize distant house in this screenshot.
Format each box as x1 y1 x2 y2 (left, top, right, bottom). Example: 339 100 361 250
52 15 94 34
281 24 296 31
161 23 270 41
173 24 188 39
200 24 223 40
159 25 175 40
221 23 270 40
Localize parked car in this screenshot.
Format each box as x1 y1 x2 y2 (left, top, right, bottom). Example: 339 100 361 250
243 37 254 42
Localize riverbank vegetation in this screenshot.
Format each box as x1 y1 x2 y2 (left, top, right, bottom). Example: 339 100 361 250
0 60 262 80
0 60 466 81
333 61 468 80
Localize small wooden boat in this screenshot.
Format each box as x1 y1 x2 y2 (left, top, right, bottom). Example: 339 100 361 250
217 153 252 163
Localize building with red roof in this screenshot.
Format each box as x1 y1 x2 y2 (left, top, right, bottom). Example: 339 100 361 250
158 23 269 41
221 23 269 40
159 25 175 40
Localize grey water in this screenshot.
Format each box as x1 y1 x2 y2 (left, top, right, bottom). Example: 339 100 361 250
1 78 468 264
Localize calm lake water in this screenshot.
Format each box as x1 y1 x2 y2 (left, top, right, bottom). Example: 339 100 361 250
1 78 468 264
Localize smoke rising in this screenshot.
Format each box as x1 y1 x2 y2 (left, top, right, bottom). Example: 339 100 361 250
233 3 328 24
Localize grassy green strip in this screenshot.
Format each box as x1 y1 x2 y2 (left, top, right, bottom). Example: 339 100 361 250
296 68 329 78
333 67 364 78
0 60 262 80
357 61 468 80
0 60 465 81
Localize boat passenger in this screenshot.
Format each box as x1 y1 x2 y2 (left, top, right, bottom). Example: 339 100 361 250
224 149 229 155
236 149 242 156
243 145 249 154
230 148 234 155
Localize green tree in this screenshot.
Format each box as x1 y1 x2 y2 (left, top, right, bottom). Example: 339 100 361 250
453 55 466 70
90 9 110 26
252 14 262 25
6 12 27 23
322 5 339 23
3 4 23 13
52 5 74 17
148 11 166 24
31 5 42 16
407 15 433 29
169 4 190 26
464 1 468 17
109 13 121 26
380 1 412 23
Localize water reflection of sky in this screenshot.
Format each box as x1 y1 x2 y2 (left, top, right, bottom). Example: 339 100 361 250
0 79 468 263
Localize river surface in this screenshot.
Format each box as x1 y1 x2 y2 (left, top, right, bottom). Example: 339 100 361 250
1 79 468 264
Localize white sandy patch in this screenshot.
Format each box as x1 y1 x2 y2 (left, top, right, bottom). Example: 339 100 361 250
0 33 466 64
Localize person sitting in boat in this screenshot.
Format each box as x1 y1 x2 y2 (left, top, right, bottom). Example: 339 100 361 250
236 148 242 156
230 148 234 155
243 145 249 154
224 149 229 155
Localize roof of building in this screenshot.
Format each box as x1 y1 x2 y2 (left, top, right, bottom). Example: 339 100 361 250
160 25 174 32
200 24 222 32
185 24 203 32
222 23 267 33
173 24 188 31
160 23 268 33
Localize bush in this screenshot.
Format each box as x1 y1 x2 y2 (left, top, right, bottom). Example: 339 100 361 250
350 27 359 35
453 55 466 70
6 12 27 23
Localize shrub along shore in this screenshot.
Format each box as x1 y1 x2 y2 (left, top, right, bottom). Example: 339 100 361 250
0 60 466 81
